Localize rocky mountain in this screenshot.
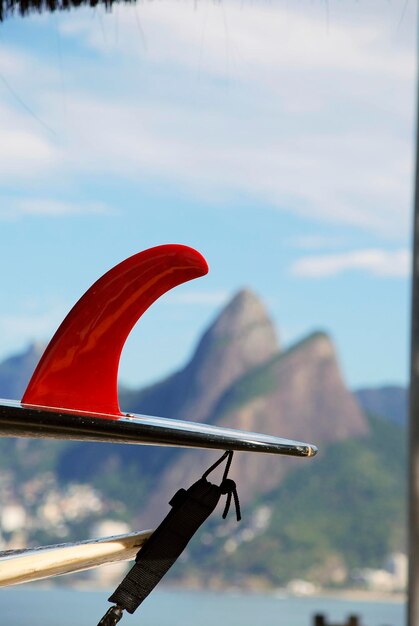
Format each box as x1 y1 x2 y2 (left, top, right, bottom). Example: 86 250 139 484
355 385 408 427
139 331 368 526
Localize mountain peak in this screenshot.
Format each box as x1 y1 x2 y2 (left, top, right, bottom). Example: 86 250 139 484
286 330 333 357
214 327 368 446
228 287 263 306
202 287 279 349
176 288 279 422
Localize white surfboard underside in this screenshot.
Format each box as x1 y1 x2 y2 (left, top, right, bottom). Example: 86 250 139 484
0 529 153 587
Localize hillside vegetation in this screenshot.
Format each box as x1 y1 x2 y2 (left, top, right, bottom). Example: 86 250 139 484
175 416 406 587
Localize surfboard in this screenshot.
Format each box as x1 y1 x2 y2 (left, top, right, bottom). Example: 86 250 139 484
0 530 153 586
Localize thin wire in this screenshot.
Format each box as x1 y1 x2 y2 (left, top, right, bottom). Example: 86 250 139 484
54 12 68 134
396 0 409 29
134 5 147 53
0 73 56 136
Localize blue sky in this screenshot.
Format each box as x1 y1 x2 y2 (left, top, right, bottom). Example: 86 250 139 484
0 0 416 391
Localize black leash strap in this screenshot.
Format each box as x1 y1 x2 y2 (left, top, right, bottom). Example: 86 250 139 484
97 450 240 626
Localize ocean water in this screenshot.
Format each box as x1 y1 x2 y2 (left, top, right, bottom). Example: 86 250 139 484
0 588 405 626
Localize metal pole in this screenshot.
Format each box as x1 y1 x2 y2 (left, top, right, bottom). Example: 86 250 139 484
408 29 419 624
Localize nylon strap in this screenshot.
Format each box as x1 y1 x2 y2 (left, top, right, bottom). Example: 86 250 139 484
97 450 240 626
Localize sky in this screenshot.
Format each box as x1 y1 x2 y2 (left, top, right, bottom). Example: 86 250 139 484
0 0 416 392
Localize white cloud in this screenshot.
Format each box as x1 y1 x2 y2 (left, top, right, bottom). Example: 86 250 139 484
6 198 112 217
54 2 419 237
59 2 414 82
27 93 409 237
0 126 57 181
0 197 114 219
0 45 31 77
0 0 415 235
291 235 350 250
291 248 411 278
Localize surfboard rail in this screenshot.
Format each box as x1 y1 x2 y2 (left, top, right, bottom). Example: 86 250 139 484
0 399 317 457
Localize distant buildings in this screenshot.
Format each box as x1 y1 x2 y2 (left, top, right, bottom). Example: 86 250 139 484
351 552 407 592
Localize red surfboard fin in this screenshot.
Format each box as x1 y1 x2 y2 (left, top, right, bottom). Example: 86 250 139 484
22 245 208 416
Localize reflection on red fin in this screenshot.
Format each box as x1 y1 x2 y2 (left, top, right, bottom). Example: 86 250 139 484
22 245 208 416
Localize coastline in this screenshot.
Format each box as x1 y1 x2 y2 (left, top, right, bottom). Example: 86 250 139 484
30 574 407 604
314 589 405 604
159 578 406 604
160 581 406 604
